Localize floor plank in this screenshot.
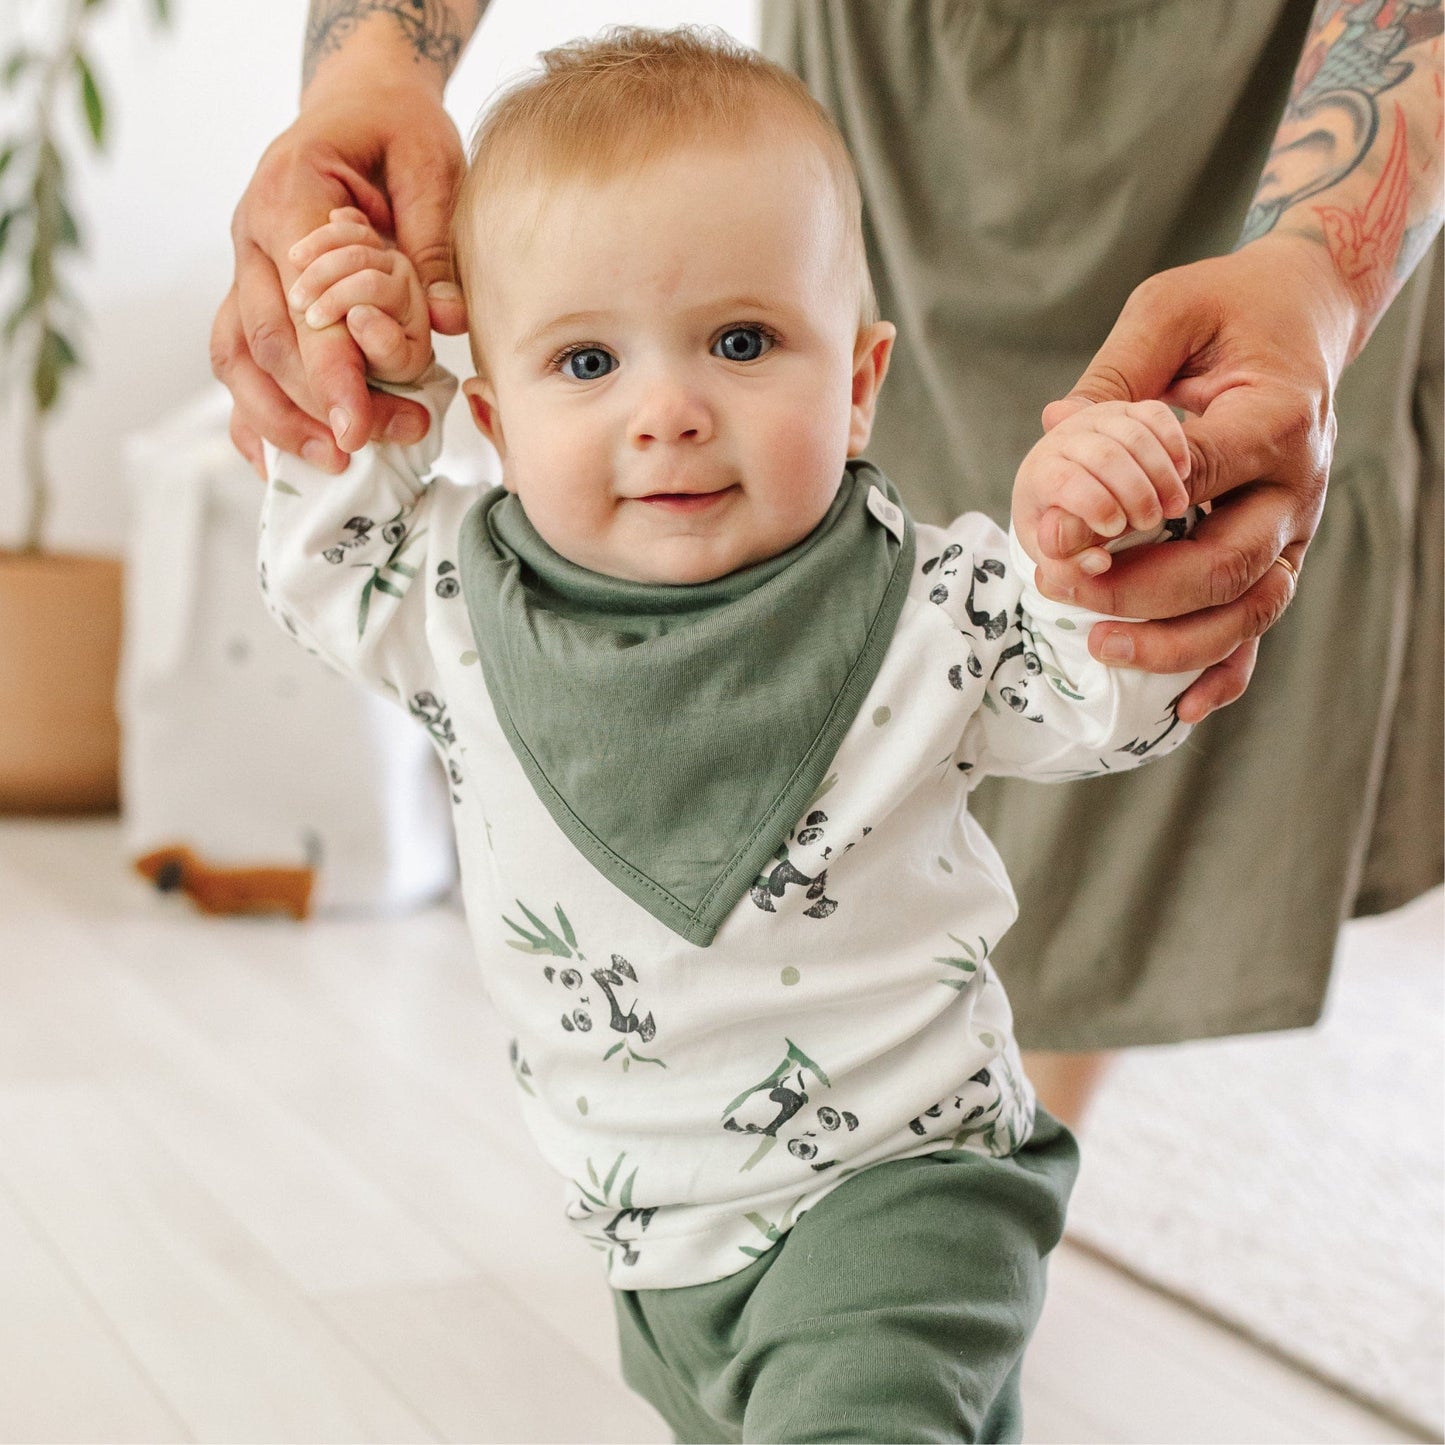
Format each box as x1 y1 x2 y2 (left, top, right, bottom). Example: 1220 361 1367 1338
0 818 1431 1444
0 1081 437 1443
0 1179 190 1443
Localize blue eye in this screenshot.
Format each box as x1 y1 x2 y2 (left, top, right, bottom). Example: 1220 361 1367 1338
713 327 772 362
563 347 616 380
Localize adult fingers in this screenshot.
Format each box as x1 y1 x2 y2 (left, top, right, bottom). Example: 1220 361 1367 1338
1083 536 1304 673
1057 270 1211 410
231 234 373 447
366 390 432 446
1174 639 1260 723
1035 506 1102 560
1041 482 1302 619
1177 380 1332 512
211 285 347 473
386 127 469 335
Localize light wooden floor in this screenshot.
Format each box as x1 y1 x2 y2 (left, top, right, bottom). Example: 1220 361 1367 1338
0 818 1430 1444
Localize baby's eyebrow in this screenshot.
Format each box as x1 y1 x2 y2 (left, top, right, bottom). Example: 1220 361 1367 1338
517 310 611 353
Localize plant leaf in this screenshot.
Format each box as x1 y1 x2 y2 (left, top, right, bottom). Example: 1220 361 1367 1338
4 283 41 342
2 50 37 88
35 327 66 410
57 199 79 249
52 330 80 370
74 54 105 147
152 0 171 22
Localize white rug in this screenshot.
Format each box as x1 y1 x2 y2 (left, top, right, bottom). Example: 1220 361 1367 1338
1066 889 1444 1438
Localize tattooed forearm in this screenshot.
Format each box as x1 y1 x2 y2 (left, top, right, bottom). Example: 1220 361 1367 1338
303 1 480 90
1240 0 1443 318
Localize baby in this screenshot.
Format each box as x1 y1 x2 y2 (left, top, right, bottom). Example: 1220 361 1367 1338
263 26 1200 1444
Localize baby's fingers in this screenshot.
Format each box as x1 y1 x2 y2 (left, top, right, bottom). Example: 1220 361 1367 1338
346 305 430 384
289 243 403 321
299 265 418 333
1110 402 1191 517
286 209 386 278
1059 432 1175 535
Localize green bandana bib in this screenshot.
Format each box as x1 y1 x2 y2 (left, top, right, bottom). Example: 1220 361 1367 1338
457 461 915 947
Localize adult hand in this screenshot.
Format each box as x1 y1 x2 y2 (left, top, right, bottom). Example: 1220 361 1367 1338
1031 233 1355 722
211 80 467 477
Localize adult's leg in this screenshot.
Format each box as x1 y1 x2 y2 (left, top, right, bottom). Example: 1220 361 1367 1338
1021 1049 1115 1129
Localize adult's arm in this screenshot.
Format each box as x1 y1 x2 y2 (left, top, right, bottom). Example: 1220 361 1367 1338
1035 0 1443 722
212 1 487 477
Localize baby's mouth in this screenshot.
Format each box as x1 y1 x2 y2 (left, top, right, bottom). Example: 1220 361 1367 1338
637 484 739 513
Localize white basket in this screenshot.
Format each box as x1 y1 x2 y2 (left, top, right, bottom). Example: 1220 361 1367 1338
119 387 458 916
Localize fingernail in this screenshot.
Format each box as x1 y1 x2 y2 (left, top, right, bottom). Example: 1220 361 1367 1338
1099 634 1134 664
305 305 325 329
302 438 334 469
385 414 426 444
329 407 351 444
427 281 463 303
1049 583 1077 604
1080 553 1109 575
287 282 306 310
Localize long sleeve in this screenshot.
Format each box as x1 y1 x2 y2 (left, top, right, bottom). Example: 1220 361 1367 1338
919 513 1202 783
257 364 461 709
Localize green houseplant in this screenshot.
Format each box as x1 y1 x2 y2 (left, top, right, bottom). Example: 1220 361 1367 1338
0 0 169 812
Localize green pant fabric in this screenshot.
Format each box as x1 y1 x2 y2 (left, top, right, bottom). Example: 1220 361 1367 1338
613 1111 1078 1444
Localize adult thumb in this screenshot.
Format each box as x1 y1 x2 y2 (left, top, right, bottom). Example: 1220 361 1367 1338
1040 396 1092 432
1059 276 1201 412
387 134 469 335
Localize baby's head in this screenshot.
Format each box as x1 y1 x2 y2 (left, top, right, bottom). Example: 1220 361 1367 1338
450 26 894 584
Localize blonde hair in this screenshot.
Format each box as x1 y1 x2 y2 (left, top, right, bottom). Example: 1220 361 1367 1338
450 25 878 374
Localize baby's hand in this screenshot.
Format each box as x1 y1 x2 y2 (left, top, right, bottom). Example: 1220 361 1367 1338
286 206 434 386
1011 399 1191 576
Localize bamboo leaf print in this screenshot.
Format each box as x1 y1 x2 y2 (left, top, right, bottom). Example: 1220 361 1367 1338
603 1154 624 1197
557 906 578 950
587 1159 600 1188
740 1136 777 1172
783 1038 831 1088
272 479 300 496
356 575 375 640
517 900 572 956
620 1166 637 1211
373 575 405 599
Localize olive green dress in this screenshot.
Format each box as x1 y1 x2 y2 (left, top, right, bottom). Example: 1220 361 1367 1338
763 0 1443 1047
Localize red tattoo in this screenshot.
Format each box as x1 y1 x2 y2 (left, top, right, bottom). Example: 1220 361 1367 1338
1313 102 1412 315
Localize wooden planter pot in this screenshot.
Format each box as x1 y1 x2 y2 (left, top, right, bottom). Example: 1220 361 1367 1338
0 551 123 813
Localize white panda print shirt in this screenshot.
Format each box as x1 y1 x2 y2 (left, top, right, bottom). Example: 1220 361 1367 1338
259 366 1200 1289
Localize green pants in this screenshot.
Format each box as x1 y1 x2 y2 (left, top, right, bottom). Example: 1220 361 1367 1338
613 1110 1078 1444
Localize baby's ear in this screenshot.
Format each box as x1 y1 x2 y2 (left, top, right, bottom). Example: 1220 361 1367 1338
847 321 895 457
462 376 505 458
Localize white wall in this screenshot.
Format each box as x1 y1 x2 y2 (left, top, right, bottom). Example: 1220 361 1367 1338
0 0 757 555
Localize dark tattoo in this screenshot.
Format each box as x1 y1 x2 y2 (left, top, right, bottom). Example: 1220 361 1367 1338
303 0 469 89
1240 0 1443 248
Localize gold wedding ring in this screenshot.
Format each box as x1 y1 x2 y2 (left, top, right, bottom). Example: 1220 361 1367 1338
1270 553 1299 591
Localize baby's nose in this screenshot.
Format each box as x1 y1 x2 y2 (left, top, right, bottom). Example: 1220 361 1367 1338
630 381 713 446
